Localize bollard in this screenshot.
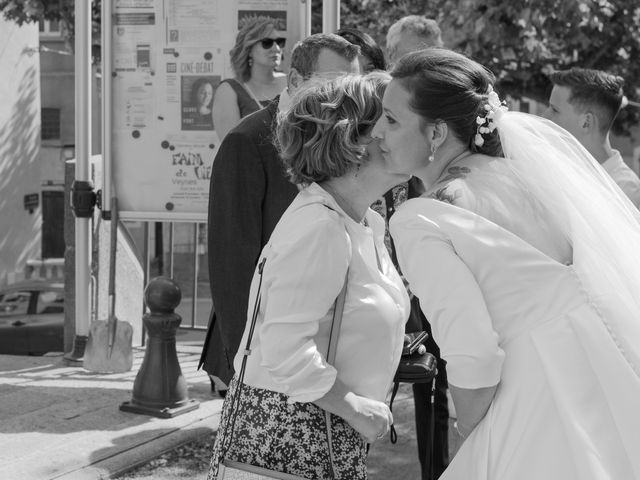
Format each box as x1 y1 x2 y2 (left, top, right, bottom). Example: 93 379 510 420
120 276 199 418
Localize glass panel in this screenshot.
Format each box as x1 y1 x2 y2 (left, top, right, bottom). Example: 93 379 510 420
197 222 211 327
36 290 64 314
0 291 31 316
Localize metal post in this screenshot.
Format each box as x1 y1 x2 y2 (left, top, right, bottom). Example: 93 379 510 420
190 223 199 328
168 222 174 278
322 0 340 33
155 222 164 275
102 0 113 216
65 0 92 364
300 0 312 38
141 221 151 346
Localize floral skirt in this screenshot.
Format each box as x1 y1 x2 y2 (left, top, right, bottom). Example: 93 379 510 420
208 376 368 480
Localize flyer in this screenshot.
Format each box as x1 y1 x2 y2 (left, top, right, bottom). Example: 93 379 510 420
180 74 221 131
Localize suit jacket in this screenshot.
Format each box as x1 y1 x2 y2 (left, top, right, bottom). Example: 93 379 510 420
199 98 299 384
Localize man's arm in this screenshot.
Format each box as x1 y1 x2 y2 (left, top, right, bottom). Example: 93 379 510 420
208 130 266 362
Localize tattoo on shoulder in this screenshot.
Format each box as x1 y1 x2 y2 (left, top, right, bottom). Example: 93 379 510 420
427 166 470 204
428 186 459 204
439 166 471 183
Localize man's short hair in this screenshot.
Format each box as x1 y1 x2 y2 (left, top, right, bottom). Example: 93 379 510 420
386 15 443 60
290 33 360 78
549 68 625 134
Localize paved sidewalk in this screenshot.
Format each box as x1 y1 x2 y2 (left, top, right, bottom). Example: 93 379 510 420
1 329 460 480
1 341 224 480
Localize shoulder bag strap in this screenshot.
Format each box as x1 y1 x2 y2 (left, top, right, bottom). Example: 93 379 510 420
220 257 266 459
325 270 348 479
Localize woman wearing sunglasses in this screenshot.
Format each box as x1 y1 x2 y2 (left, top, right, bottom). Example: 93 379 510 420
212 17 287 141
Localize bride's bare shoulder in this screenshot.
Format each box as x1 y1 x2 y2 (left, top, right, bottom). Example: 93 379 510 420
426 153 504 204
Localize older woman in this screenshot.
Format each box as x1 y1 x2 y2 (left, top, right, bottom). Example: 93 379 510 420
373 48 640 479
212 17 287 141
207 73 410 480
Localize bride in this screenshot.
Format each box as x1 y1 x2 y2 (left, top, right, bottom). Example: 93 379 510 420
372 48 640 479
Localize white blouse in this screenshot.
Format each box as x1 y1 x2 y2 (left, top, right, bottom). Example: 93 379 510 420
234 183 410 403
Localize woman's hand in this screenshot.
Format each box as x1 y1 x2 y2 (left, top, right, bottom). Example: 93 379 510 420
344 393 393 443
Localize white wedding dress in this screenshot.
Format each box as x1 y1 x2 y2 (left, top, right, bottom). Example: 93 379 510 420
391 195 640 479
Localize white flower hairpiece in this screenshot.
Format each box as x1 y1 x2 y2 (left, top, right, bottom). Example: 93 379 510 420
474 85 508 147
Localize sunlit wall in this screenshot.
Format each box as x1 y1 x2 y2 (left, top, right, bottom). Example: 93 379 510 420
0 19 42 287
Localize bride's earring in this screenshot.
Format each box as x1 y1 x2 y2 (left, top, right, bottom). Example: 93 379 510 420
428 143 437 163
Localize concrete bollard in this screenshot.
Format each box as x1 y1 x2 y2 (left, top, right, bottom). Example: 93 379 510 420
120 276 199 418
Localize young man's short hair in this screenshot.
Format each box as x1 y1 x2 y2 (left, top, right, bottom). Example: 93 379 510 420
549 68 625 133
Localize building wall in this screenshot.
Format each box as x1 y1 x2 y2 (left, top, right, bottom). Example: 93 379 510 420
0 19 42 287
39 30 75 186
39 27 102 184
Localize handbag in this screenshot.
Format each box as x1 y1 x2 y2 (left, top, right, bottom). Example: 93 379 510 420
394 331 437 384
388 330 438 479
218 257 349 480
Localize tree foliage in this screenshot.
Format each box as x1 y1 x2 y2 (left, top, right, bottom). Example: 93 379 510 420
4 0 639 132
337 0 640 134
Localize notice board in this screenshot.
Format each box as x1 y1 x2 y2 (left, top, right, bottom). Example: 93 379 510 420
108 0 309 221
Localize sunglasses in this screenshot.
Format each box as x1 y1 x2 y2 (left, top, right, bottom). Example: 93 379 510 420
259 37 286 49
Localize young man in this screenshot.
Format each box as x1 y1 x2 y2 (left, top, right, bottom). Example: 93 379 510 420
199 34 360 395
545 68 640 208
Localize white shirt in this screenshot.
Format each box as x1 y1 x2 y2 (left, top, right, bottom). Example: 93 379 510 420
602 150 640 208
234 183 410 403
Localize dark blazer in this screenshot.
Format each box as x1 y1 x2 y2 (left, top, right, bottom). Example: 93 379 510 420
199 98 299 384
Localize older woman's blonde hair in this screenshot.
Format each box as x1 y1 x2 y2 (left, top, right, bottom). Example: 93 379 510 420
230 17 277 82
276 72 391 185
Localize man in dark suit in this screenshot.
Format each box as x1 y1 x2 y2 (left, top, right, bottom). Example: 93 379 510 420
199 33 360 394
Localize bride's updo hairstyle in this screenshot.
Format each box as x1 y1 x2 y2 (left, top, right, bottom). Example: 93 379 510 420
391 48 503 157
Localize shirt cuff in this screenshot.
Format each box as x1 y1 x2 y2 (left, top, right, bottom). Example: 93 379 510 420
261 346 339 403
285 367 337 404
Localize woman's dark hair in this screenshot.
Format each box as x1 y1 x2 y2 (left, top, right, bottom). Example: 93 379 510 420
336 27 386 72
391 48 503 156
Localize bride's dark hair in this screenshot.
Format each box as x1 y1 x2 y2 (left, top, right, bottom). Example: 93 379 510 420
391 48 503 157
